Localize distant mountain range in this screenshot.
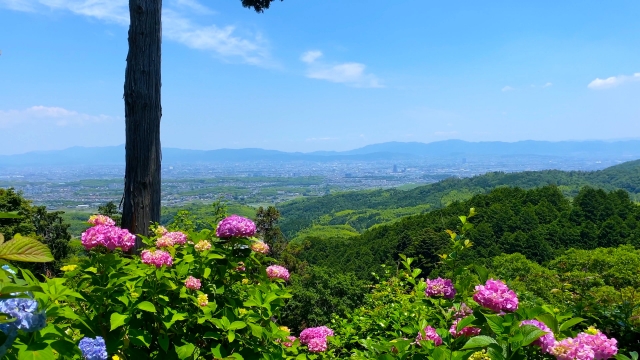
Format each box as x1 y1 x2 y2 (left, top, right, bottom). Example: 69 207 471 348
1 140 640 167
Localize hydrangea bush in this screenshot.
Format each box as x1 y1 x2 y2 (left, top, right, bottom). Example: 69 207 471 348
0 210 635 360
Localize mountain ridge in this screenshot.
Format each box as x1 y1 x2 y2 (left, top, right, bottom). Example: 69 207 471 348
2 140 640 167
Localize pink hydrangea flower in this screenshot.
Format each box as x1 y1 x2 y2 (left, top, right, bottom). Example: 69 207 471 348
88 215 115 226
452 303 474 319
416 326 443 346
520 320 555 353
81 224 135 252
194 240 212 252
576 330 617 360
473 279 519 312
551 338 595 360
425 277 456 299
449 318 481 338
282 336 297 347
250 241 270 254
141 249 173 268
166 231 187 245
156 235 174 248
299 326 334 345
307 337 328 353
154 226 168 236
266 265 290 281
185 276 201 290
216 215 257 238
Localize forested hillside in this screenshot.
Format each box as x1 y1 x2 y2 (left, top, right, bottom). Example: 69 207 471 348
278 159 640 237
288 186 640 280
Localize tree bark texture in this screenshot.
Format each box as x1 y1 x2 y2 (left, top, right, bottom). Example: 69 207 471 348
122 0 162 248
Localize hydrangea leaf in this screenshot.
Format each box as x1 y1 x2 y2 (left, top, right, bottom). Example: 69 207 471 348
175 343 195 359
137 301 156 313
462 335 498 349
110 312 130 331
0 234 53 263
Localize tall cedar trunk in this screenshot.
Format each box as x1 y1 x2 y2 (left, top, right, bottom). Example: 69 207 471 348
122 0 162 249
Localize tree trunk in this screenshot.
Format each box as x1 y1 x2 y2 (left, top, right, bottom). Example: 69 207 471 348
122 0 162 248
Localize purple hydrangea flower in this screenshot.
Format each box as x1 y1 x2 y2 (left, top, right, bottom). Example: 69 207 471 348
416 326 443 346
425 277 456 299
473 279 519 312
216 215 256 238
266 265 290 281
299 326 334 345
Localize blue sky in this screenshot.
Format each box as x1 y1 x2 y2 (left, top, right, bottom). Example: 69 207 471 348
1 0 639 155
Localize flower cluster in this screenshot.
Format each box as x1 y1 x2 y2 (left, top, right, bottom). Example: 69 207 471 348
185 276 201 290
78 336 108 360
88 215 115 226
520 320 555 353
549 328 617 360
61 264 78 272
576 328 618 360
156 231 187 248
81 219 136 252
449 317 481 338
140 249 173 268
0 298 47 355
299 326 333 353
266 265 290 281
425 277 456 299
469 350 491 360
194 240 212 252
216 215 257 238
154 225 168 236
197 294 208 307
250 241 270 254
416 326 443 346
473 279 519 312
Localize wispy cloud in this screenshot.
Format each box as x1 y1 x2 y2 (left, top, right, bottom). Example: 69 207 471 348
543 82 553 88
501 86 514 92
0 106 117 128
300 50 383 88
2 0 270 65
0 0 35 11
588 72 640 89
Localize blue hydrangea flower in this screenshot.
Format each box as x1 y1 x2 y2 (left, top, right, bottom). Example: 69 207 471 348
78 336 108 360
0 298 46 332
1 265 16 275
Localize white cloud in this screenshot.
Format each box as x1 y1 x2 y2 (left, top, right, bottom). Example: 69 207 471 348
543 82 553 88
301 50 322 64
301 50 383 88
2 0 270 65
0 0 34 11
501 86 514 92
0 106 117 128
588 72 640 89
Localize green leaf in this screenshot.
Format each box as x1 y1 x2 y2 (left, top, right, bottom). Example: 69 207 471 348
462 336 498 349
615 355 632 360
249 323 263 337
228 321 246 330
203 267 211 278
0 285 43 294
432 346 452 360
486 343 505 360
295 354 307 360
484 314 505 334
520 325 547 347
16 342 56 360
175 343 196 359
129 328 152 348
158 334 169 353
559 317 585 332
0 233 4 244
456 315 476 331
473 265 489 283
0 234 54 262
137 301 156 313
110 312 130 331
228 330 236 343
536 313 559 333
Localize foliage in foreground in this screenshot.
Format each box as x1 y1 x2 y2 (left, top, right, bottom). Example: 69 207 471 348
0 210 635 360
